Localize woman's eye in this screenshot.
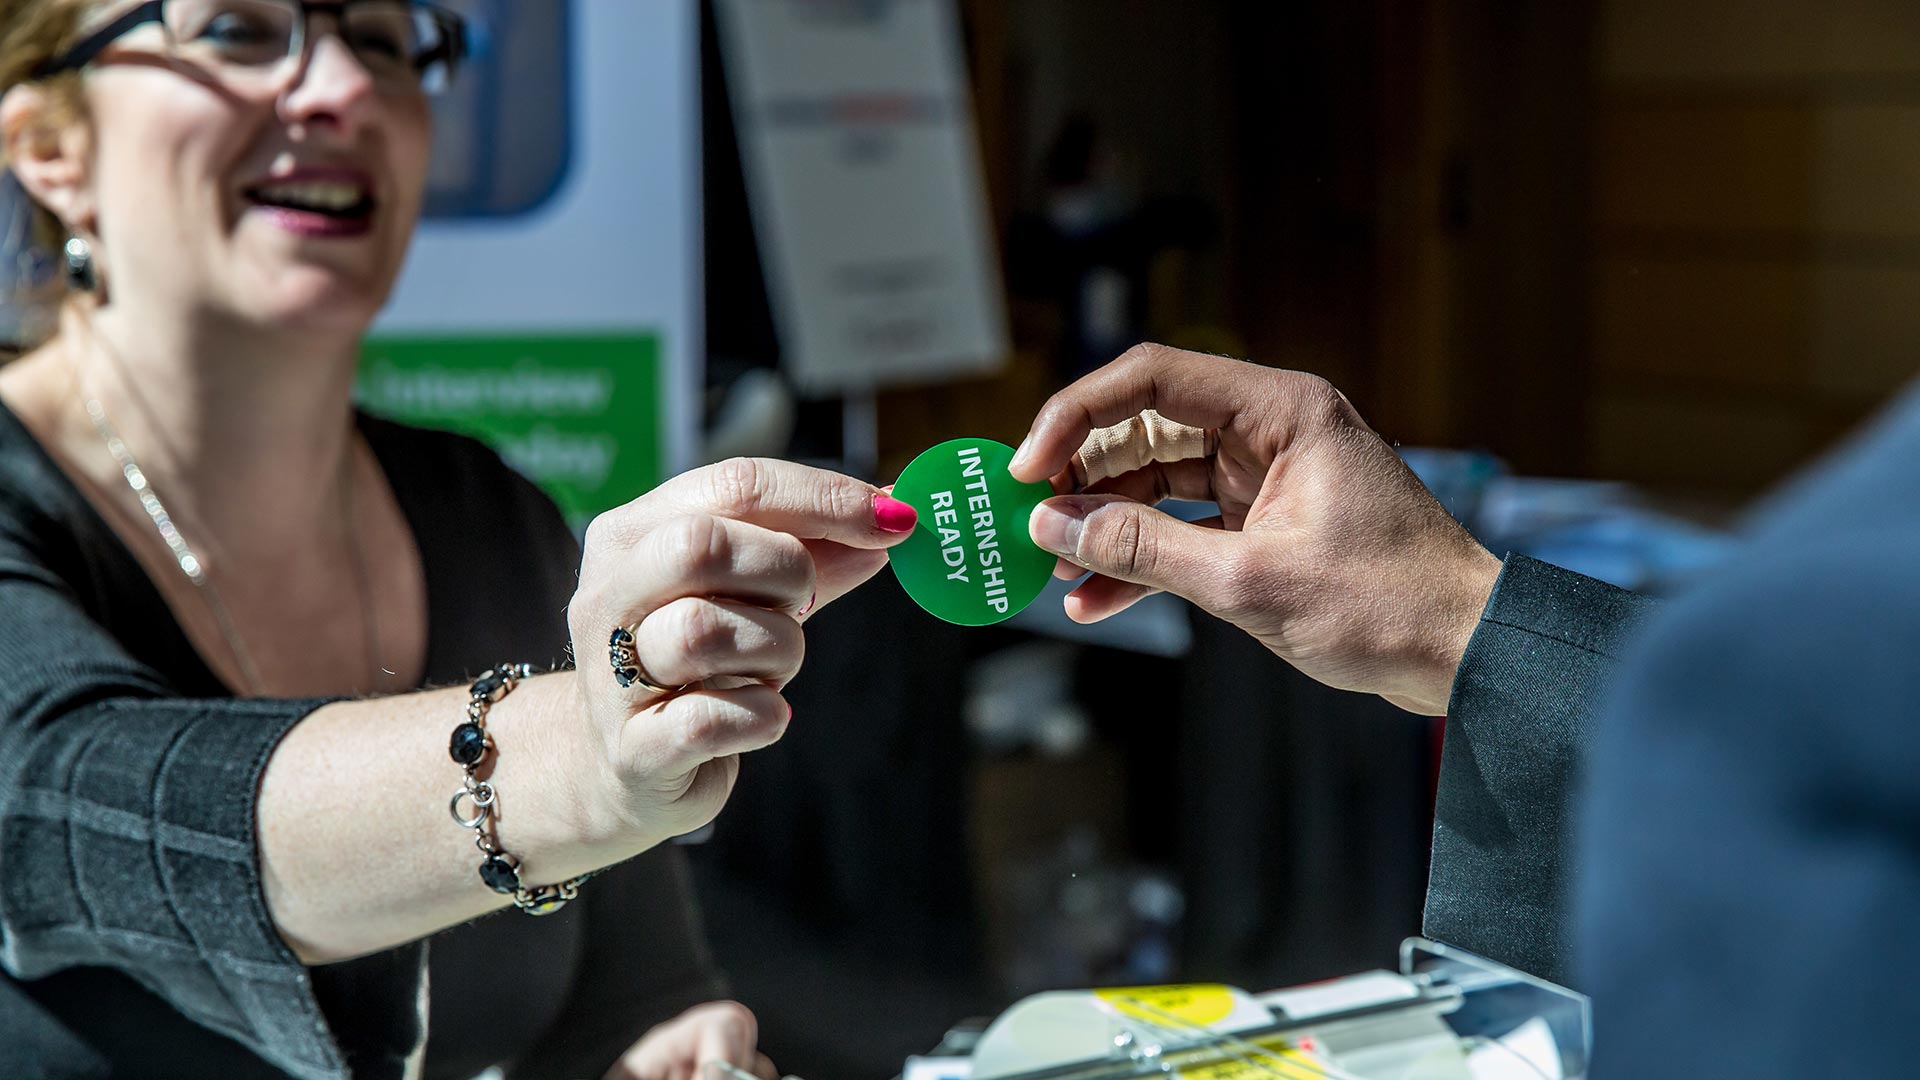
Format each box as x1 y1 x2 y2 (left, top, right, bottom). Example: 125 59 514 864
198 13 280 49
347 15 417 64
350 30 408 62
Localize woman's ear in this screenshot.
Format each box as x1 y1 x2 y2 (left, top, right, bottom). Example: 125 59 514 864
1 83 95 235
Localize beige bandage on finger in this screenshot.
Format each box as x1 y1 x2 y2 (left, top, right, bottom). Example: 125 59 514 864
1073 409 1216 487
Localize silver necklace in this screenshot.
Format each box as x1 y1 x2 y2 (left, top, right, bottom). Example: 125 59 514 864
79 390 386 696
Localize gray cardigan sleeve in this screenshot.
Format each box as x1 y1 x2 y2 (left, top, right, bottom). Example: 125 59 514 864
0 507 371 1080
1422 554 1656 987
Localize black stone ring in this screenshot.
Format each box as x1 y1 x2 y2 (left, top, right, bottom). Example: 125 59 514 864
608 625 689 696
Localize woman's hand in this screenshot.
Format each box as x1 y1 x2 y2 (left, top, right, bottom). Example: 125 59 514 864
567 458 917 853
603 1001 777 1080
257 459 911 965
1011 344 1499 715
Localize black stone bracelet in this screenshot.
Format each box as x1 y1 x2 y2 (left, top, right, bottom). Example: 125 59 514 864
448 662 590 915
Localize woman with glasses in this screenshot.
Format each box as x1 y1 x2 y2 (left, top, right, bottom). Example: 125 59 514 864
0 2 917 1076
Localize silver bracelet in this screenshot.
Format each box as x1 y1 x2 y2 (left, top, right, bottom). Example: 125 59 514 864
448 662 590 915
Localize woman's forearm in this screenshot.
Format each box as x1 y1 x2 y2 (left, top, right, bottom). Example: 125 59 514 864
257 671 624 964
258 458 912 965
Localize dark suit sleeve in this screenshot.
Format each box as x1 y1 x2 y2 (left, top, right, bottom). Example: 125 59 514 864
1422 554 1657 987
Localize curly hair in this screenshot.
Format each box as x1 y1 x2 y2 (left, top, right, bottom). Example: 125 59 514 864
1 0 94 346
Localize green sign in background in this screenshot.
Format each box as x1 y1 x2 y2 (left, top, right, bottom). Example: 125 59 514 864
358 333 663 529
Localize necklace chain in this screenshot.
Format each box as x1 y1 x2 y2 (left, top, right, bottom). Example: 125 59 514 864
79 389 386 697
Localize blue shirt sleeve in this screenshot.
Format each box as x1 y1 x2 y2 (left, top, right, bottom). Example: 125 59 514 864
1576 536 1920 1078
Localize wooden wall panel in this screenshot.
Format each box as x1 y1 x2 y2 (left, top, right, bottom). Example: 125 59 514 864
1600 103 1920 240
1595 257 1920 404
1598 103 1816 237
1589 391 1821 491
1814 105 1920 240
1594 256 1808 391
1587 0 1920 494
1809 264 1920 398
1601 0 1920 83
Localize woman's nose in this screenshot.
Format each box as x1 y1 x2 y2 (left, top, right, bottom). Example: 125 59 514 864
277 34 377 139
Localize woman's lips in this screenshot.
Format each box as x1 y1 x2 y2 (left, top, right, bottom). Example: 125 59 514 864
242 169 380 239
250 204 375 238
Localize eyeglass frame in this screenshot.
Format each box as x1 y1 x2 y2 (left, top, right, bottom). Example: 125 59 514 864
30 0 469 87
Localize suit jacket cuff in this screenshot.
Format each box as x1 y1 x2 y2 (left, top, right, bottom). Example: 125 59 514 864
1421 554 1657 987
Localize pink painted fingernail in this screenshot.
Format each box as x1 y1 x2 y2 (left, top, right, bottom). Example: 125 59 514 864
798 589 818 617
873 493 917 533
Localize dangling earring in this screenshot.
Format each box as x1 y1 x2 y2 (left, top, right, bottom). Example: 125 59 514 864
63 235 95 292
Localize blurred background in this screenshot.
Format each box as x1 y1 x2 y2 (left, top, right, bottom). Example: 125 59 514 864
13 1 1916 1076
697 2 1912 1073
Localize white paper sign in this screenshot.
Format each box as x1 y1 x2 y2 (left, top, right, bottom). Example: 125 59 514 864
715 0 1010 395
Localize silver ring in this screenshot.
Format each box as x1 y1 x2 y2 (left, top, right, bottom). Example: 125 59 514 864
608 624 689 696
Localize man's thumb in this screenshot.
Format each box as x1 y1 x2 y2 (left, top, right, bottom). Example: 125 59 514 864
1029 494 1232 603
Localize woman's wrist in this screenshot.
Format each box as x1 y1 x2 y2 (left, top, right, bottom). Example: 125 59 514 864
477 669 639 879
446 665 600 913
259 671 652 961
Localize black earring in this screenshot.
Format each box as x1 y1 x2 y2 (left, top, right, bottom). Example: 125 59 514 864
63 236 95 292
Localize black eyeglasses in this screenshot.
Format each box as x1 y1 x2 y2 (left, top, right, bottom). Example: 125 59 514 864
34 0 468 94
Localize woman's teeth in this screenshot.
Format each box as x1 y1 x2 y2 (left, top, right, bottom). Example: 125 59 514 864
251 181 371 214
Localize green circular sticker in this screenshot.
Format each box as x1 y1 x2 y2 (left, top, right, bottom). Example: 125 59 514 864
889 438 1054 626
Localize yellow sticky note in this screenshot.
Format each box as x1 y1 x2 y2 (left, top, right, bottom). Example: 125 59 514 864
1093 984 1238 1027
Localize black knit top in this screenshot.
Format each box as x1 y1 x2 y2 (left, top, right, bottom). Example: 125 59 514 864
0 403 723 1079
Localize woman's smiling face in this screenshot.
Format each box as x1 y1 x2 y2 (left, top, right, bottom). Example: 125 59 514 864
61 0 437 333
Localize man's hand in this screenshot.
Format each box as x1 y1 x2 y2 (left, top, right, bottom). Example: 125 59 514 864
1012 344 1500 715
603 1001 777 1080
